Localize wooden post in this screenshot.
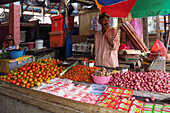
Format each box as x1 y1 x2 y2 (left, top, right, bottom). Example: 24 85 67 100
65 0 69 32
9 2 20 44
156 16 160 40
42 6 45 23
21 0 24 17
144 17 149 48
167 16 170 51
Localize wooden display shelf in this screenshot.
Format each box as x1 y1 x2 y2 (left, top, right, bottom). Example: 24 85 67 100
0 81 124 113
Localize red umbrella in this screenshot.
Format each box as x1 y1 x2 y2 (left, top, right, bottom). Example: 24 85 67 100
95 0 137 18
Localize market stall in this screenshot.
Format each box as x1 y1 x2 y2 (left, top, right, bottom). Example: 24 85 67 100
0 58 169 113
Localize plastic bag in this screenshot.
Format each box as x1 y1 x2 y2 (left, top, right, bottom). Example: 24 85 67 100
150 39 168 59
66 35 72 58
131 20 143 39
118 44 130 59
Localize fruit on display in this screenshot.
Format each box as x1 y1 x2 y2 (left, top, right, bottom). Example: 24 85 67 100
62 65 100 82
108 70 170 94
145 98 150 102
0 58 63 88
150 97 155 101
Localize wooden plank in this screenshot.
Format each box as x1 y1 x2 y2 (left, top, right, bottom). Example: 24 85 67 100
22 4 30 13
46 3 58 14
125 22 149 52
0 81 124 113
76 0 95 5
0 87 81 113
122 23 143 51
122 22 149 52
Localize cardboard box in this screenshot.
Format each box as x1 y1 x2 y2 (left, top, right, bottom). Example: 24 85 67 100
0 55 34 73
119 50 141 61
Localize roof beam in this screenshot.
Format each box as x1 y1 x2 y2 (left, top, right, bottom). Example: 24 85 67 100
75 0 95 5
46 3 58 14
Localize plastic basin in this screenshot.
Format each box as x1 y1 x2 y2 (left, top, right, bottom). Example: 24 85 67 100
91 74 112 85
8 48 28 58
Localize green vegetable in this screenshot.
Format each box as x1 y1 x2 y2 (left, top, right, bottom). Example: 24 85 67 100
60 61 78 76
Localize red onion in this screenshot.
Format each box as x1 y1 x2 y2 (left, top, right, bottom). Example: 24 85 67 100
145 98 150 102
109 70 170 94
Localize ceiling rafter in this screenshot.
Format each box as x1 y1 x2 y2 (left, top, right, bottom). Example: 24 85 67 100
22 1 30 13
46 3 58 14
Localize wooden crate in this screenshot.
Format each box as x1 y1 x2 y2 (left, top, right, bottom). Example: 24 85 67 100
0 55 34 73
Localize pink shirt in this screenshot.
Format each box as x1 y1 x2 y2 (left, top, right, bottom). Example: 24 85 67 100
95 28 120 68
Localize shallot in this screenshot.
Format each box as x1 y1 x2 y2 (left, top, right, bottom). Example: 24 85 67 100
108 70 170 94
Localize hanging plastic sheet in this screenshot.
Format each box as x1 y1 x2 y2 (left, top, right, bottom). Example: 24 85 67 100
66 35 72 58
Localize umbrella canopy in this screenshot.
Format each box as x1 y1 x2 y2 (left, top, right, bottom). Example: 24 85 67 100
131 0 170 18
95 0 137 18
96 0 127 6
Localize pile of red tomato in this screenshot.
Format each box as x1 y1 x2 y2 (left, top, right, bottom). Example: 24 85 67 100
0 58 63 88
61 65 99 82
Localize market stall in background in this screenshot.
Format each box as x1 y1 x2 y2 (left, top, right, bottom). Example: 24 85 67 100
0 0 170 113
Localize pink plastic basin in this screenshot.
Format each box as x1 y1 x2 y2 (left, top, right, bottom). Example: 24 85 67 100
91 74 112 85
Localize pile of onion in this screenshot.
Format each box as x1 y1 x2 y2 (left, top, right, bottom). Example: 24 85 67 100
108 70 170 94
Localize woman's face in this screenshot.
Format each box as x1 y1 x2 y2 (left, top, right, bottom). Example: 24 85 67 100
8 40 13 46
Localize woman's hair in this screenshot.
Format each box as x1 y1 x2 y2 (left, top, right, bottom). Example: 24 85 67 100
6 33 13 39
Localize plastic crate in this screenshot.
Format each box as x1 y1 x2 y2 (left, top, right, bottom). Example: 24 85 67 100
49 31 66 47
89 84 108 94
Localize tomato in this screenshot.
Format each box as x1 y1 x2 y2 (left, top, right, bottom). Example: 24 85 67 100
45 80 50 84
6 77 11 81
36 73 39 77
12 80 16 84
16 82 20 86
43 72 46 76
45 75 49 78
10 80 13 83
22 84 26 87
34 77 38 82
8 73 12 77
32 63 36 66
30 83 34 87
23 80 27 84
17 79 22 83
30 81 34 84
35 63 39 66
29 78 33 82
36 82 41 86
22 73 27 78
22 67 26 71
26 83 31 88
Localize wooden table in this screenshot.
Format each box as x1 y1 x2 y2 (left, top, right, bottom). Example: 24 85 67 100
0 80 124 113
